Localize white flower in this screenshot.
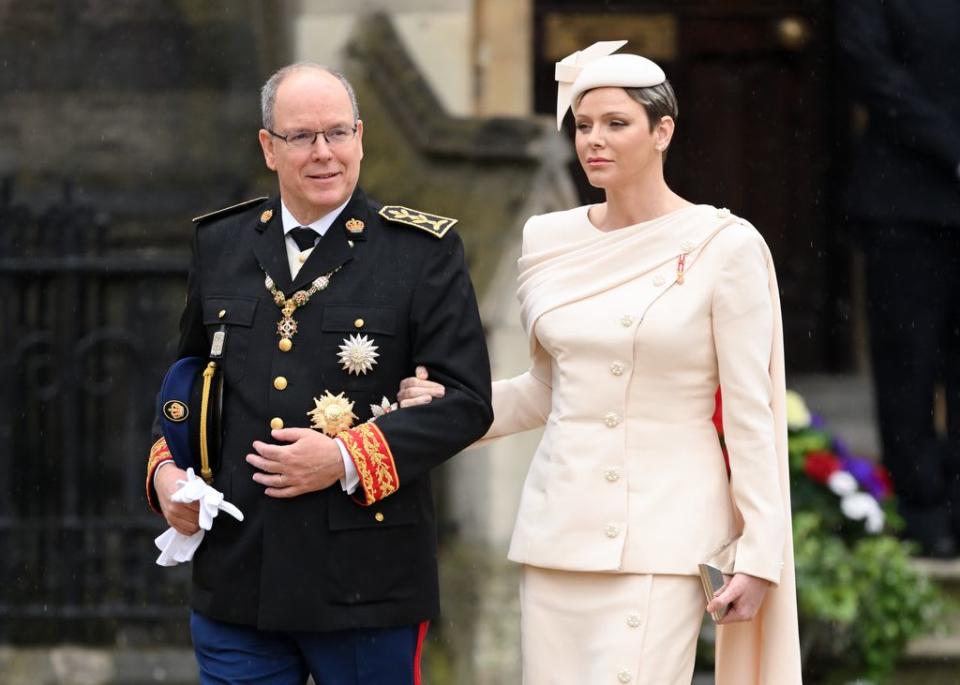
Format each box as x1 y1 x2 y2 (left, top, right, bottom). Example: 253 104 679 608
864 508 885 534
337 334 379 375
827 471 858 496
840 492 885 534
840 492 873 520
369 396 398 422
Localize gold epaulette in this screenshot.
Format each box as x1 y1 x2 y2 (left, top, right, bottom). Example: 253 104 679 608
378 205 457 239
192 196 269 224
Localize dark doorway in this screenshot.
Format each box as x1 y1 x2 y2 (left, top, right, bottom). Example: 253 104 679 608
533 0 850 372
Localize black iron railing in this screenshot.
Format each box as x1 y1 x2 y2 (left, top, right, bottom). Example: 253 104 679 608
0 179 193 644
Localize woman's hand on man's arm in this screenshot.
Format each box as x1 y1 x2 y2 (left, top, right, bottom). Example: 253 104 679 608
397 366 446 407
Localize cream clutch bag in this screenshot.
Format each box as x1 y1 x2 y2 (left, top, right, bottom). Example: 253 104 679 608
698 536 739 621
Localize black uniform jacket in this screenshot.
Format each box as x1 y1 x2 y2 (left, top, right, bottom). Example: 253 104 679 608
160 187 493 632
839 0 960 226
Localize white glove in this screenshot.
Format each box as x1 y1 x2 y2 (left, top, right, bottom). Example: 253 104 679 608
154 468 244 567
154 527 205 566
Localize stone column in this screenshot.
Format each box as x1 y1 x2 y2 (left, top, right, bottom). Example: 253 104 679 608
441 138 578 684
472 0 533 115
287 0 475 116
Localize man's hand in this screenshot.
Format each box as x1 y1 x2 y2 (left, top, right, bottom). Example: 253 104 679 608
706 572 771 624
397 366 445 408
156 464 201 535
246 428 345 498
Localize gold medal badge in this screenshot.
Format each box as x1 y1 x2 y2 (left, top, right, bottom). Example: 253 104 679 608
162 400 188 422
308 391 358 437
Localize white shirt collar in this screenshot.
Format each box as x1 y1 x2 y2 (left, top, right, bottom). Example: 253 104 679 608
280 197 351 237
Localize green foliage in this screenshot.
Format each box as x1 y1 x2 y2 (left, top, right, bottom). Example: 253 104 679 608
793 505 946 682
788 429 832 465
780 391 948 682
794 512 859 626
849 537 942 678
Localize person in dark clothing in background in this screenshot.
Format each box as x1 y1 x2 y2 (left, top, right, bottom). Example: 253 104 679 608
839 0 960 558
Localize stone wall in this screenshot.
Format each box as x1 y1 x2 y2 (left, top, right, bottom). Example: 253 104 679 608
0 0 279 245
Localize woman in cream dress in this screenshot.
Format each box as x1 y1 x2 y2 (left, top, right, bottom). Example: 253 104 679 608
399 42 802 684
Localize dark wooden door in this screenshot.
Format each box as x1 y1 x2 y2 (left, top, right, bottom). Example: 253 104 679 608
534 1 848 372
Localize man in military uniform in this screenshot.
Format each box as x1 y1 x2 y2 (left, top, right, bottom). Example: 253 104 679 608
146 63 493 683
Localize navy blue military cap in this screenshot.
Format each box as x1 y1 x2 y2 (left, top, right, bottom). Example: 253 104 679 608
157 356 223 483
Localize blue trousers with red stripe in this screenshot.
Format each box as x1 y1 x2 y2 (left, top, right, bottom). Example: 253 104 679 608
190 611 428 685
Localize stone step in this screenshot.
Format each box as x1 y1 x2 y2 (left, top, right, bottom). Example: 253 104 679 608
0 647 198 685
913 558 960 591
903 558 960 665
892 558 960 683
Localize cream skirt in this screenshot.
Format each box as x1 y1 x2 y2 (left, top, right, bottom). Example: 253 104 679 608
520 566 705 685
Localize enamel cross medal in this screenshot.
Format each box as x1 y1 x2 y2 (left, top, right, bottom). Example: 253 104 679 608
264 268 342 352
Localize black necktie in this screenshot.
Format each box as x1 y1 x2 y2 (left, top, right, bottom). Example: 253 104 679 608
289 227 318 252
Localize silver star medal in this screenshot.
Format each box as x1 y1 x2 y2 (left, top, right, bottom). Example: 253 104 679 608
369 396 398 422
337 334 380 375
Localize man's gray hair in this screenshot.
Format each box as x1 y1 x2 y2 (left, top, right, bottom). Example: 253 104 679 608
260 62 360 130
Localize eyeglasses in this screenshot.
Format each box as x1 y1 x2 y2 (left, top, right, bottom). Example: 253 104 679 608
267 125 358 149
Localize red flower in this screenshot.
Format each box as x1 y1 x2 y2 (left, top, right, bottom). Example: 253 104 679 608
873 465 894 499
804 450 842 484
712 387 723 437
711 388 730 473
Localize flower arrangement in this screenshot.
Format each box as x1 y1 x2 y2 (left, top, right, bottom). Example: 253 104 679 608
713 389 946 682
785 390 894 538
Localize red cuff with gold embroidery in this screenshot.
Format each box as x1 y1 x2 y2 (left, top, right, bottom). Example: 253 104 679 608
146 437 173 514
337 422 399 506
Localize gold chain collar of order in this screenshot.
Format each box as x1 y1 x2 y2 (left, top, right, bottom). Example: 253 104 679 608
264 267 342 349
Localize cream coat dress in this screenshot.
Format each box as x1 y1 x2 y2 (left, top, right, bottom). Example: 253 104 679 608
485 204 802 684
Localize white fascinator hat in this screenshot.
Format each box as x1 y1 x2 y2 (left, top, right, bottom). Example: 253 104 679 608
555 41 667 130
